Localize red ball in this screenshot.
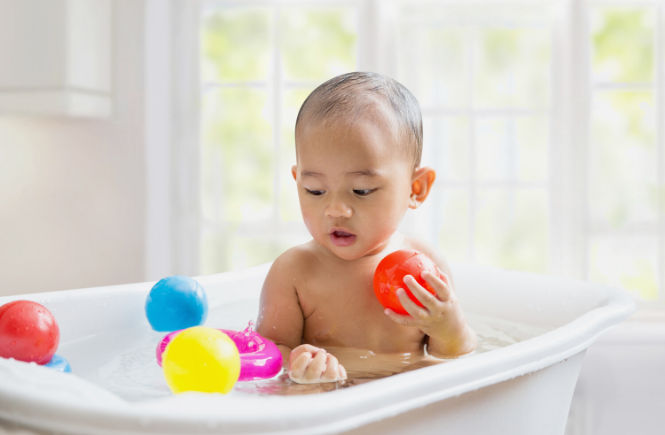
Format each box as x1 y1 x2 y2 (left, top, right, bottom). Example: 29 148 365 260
373 249 439 315
0 300 60 365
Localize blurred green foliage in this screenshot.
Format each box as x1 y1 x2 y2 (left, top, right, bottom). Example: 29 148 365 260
592 8 654 83
201 8 270 82
202 88 273 226
281 9 357 81
475 27 550 108
589 7 660 299
590 91 656 230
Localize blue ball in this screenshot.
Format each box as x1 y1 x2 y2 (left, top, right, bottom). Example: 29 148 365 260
145 276 208 332
45 354 71 373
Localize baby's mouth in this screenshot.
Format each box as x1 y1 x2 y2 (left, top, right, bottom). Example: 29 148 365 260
330 229 357 247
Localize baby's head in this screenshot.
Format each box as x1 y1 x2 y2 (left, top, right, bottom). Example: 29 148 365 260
292 72 435 260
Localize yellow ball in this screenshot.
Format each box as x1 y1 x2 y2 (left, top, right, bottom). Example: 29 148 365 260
162 326 240 394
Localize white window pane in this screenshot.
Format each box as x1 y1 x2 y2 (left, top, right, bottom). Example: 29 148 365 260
202 231 301 274
437 189 469 262
201 231 228 274
590 91 657 228
280 7 357 82
516 116 548 181
475 189 549 273
399 26 469 109
201 88 273 225
280 88 313 223
589 236 659 301
591 7 655 84
201 7 271 82
422 117 469 181
476 116 548 182
474 27 550 109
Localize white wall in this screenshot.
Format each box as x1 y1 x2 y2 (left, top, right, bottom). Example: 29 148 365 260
566 313 665 435
0 0 146 295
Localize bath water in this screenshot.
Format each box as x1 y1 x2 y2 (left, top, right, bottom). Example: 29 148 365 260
58 298 548 401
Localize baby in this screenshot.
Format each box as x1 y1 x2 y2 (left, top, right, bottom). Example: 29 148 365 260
256 72 477 384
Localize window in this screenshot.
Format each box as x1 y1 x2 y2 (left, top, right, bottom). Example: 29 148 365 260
200 2 358 272
199 0 664 306
587 2 663 302
395 3 553 275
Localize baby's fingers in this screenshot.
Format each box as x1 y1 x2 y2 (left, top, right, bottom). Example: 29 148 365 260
403 275 440 310
289 351 313 382
422 270 452 302
339 364 347 380
303 350 328 383
396 288 429 320
289 344 324 365
321 354 345 382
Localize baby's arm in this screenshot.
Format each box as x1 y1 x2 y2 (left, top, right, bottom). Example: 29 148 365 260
256 250 347 383
384 240 477 358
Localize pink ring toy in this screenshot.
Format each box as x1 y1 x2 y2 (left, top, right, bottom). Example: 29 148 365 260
156 322 283 382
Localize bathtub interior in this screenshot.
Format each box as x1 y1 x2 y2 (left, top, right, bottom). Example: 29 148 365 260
0 262 634 434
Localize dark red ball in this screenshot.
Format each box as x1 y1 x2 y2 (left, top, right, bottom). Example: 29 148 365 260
373 249 439 315
0 300 60 365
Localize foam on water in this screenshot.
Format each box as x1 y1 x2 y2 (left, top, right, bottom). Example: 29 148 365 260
58 298 548 402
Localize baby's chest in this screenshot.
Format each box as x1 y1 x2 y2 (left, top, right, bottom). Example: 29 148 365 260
299 268 376 317
298 271 423 350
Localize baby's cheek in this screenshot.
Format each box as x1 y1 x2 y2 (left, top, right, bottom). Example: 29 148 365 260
372 207 400 232
301 213 314 230
301 214 321 239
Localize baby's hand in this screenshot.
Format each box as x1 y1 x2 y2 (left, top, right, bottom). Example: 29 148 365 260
288 344 347 384
384 269 477 357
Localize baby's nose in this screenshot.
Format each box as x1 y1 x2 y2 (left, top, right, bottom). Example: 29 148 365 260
325 197 352 219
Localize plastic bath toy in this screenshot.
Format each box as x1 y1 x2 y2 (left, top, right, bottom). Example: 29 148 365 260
145 275 208 332
161 326 240 394
0 300 60 365
44 354 71 373
373 249 439 315
157 321 283 382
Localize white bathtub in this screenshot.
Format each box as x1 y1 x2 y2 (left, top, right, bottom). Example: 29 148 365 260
0 262 634 435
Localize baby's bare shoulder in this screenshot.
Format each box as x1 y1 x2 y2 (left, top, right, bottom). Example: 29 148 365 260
402 236 454 280
264 242 319 288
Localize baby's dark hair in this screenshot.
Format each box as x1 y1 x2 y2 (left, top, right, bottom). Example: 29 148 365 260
295 72 423 169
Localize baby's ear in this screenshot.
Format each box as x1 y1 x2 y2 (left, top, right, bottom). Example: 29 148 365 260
409 167 436 209
291 165 297 181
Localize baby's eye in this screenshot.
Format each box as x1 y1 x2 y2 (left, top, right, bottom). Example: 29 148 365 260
353 189 377 196
305 189 325 196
